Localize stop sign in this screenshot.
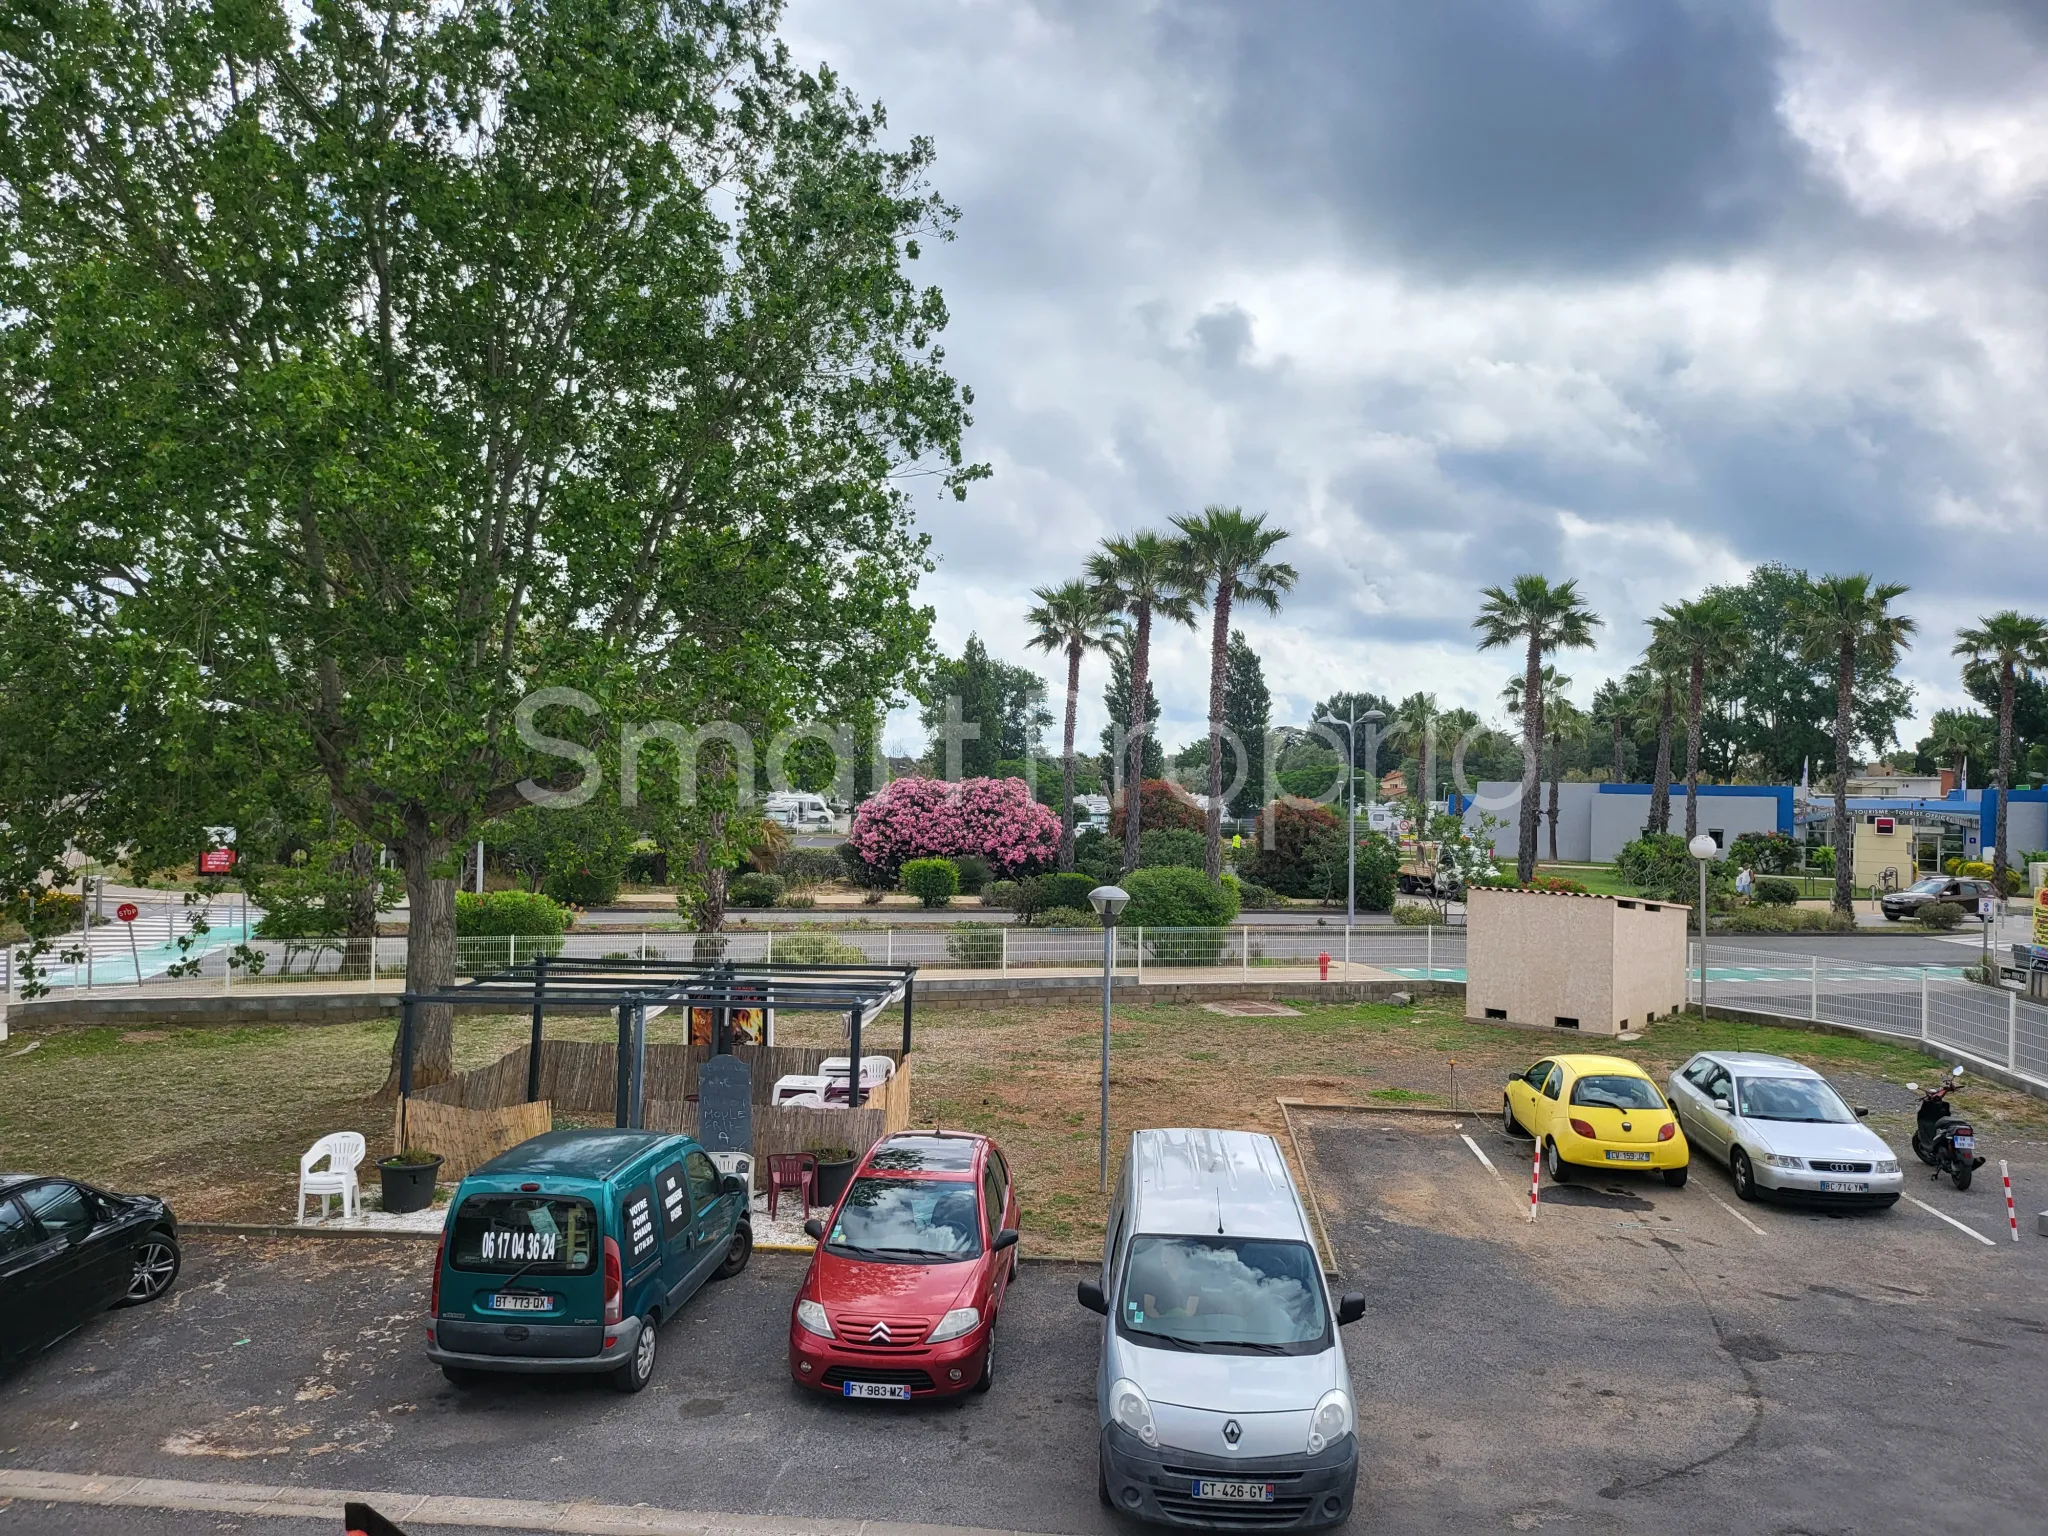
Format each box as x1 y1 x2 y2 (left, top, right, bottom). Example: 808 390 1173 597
116 902 139 923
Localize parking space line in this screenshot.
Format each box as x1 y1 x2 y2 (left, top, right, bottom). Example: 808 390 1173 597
1703 1190 1767 1237
1906 1196 1998 1247
1460 1132 1502 1179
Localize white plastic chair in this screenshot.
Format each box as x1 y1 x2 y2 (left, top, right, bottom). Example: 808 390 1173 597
709 1150 755 1198
297 1132 366 1222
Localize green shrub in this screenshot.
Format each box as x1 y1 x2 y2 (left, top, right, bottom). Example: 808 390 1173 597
946 921 1003 967
4 888 86 936
455 889 570 937
729 872 785 909
1020 871 1101 922
1233 879 1280 910
951 854 990 895
1728 830 1797 875
1357 831 1398 913
901 857 960 908
542 864 621 907
1121 866 1240 928
772 930 869 964
1916 900 1964 931
1712 906 1859 934
981 879 1022 910
1242 801 1342 898
1035 905 1101 928
1392 903 1439 926
778 848 843 890
1138 828 1205 870
1072 828 1123 883
1616 833 1729 904
835 840 891 890
1752 877 1799 906
1808 844 1835 874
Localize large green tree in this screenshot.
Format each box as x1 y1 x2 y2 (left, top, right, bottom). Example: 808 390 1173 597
0 0 978 1082
1223 631 1273 817
1649 595 1750 840
1954 611 2048 884
918 634 1049 779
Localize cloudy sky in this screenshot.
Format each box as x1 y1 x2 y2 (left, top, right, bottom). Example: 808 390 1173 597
779 0 2048 760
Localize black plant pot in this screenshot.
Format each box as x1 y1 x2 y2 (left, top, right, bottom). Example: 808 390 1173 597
378 1155 444 1214
814 1158 856 1207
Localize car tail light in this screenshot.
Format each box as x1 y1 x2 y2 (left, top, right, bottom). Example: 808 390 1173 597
1658 1122 1676 1142
1570 1118 1597 1140
603 1237 623 1325
430 1229 446 1316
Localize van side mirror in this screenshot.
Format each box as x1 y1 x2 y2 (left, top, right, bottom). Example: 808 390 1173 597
992 1228 1019 1253
1855 1106 1869 1118
1077 1279 1109 1315
803 1218 825 1241
722 1174 747 1197
1337 1292 1366 1327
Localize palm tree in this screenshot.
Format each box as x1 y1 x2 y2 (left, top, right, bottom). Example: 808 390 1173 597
1640 640 1682 835
1953 611 2048 886
1390 692 1442 804
1171 507 1297 879
1649 595 1750 841
1589 677 1634 784
1089 532 1198 874
1925 709 1994 785
1025 580 1119 871
1504 669 1577 863
1787 575 1916 914
1474 576 1602 882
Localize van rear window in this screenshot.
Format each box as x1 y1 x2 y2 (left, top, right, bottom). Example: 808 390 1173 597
452 1195 597 1273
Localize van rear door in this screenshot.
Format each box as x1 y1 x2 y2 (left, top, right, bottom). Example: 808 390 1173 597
448 1191 602 1332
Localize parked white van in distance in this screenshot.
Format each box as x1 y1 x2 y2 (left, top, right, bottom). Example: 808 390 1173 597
1078 1128 1364 1529
763 791 835 830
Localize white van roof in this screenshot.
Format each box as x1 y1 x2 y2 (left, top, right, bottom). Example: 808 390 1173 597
1129 1129 1308 1244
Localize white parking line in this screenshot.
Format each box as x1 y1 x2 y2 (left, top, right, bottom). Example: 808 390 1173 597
1906 1195 1998 1247
1461 1133 1502 1179
1704 1190 1767 1237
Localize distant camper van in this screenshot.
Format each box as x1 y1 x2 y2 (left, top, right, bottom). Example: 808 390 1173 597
764 792 835 830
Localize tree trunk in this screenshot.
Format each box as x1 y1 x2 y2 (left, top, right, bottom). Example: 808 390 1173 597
1123 601 1152 875
1547 730 1561 862
688 813 731 932
1995 661 2015 885
383 829 456 1096
1611 719 1625 784
1517 635 1544 883
1649 683 1674 834
1204 581 1233 880
1684 653 1705 841
1832 639 1855 916
343 840 379 980
1058 639 1081 871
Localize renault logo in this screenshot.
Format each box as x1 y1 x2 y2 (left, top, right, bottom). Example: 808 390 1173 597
868 1322 892 1343
1222 1419 1242 1446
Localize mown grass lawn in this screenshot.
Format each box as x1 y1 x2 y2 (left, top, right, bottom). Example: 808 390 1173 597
3 996 2042 1259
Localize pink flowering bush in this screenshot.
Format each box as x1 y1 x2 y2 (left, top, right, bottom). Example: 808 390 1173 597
846 776 1062 884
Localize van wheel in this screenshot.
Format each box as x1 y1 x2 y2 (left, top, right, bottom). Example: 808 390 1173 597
1098 1454 1113 1507
612 1317 657 1394
440 1365 481 1388
714 1224 752 1281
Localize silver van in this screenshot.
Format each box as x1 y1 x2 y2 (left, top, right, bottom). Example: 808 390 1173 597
1078 1129 1364 1529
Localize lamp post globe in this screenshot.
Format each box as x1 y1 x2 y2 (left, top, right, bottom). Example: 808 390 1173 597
1688 834 1718 860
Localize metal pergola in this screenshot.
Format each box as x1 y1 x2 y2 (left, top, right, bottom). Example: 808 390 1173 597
396 956 917 1130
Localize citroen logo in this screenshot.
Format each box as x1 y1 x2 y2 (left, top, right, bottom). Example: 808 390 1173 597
868 1322 892 1344
1222 1419 1242 1446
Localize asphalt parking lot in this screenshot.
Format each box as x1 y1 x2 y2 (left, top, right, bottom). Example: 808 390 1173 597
2 1118 2044 1536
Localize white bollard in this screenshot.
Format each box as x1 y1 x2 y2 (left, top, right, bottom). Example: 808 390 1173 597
2003 1161 2019 1242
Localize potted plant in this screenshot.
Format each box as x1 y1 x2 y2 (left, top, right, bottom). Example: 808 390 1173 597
378 1148 444 1214
810 1145 857 1206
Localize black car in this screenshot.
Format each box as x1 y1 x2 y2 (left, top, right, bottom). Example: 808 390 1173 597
1880 875 1994 922
0 1173 180 1374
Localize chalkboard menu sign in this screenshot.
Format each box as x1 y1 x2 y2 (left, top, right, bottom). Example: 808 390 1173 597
620 1183 658 1267
655 1163 690 1238
697 1055 753 1153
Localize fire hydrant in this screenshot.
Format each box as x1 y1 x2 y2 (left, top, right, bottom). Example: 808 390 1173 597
1318 951 1331 981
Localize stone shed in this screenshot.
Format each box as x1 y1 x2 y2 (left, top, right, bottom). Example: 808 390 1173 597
1465 887 1689 1036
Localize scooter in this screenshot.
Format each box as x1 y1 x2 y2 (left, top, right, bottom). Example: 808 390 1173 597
1907 1066 1987 1191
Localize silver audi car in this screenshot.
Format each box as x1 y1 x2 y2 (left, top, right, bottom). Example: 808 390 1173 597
1665 1052 1903 1208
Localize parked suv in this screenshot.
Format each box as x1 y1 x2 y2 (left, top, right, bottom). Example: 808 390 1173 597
1881 875 1993 922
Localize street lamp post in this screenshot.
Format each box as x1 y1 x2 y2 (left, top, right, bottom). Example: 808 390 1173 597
1089 884 1130 1190
1315 707 1386 927
1689 833 1718 1018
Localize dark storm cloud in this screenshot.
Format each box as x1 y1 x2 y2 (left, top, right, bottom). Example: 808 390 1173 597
1165 0 1807 275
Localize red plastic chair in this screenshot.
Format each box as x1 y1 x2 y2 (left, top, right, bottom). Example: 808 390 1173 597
768 1152 819 1221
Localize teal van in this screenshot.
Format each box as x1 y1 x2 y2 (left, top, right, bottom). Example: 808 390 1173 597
426 1129 750 1392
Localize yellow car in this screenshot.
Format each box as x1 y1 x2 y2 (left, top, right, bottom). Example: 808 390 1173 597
1502 1054 1690 1187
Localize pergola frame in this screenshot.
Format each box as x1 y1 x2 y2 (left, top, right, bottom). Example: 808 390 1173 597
395 957 916 1132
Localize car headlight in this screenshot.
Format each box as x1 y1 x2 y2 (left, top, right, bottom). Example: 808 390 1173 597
1875 1158 1900 1174
1111 1377 1158 1447
1307 1389 1352 1454
1760 1153 1804 1168
928 1306 981 1342
795 1299 834 1339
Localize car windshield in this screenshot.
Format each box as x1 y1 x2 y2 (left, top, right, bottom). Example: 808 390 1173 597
1118 1236 1328 1355
826 1177 982 1262
1908 878 1947 894
1570 1074 1665 1111
1737 1076 1856 1123
452 1195 597 1273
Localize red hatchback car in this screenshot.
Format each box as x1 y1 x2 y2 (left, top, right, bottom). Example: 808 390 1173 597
788 1131 1019 1400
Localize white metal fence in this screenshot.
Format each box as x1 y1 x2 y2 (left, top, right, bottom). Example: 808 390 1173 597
1692 941 2048 1092
3 924 1470 1001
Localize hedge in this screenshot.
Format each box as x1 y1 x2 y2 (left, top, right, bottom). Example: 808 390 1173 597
1121 866 1240 928
455 889 570 936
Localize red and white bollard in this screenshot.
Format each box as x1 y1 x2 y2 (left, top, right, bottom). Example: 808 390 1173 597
2003 1161 2019 1243
1529 1137 1542 1222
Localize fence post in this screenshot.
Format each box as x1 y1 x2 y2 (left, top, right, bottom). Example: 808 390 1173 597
222 942 230 995
1136 927 1143 986
1345 924 1352 976
1001 927 1008 976
1810 955 1819 1021
510 934 517 968
371 932 380 984
2010 989 2019 1071
886 928 893 967
1242 925 1249 975
1426 925 1433 982
765 930 773 966
1920 968 1929 1042
640 930 647 961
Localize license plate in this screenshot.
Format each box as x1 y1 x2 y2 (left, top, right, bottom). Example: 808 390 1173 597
1819 1181 1869 1193
841 1381 911 1400
1953 1136 1975 1149
1605 1151 1652 1162
1193 1481 1275 1503
489 1293 550 1312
